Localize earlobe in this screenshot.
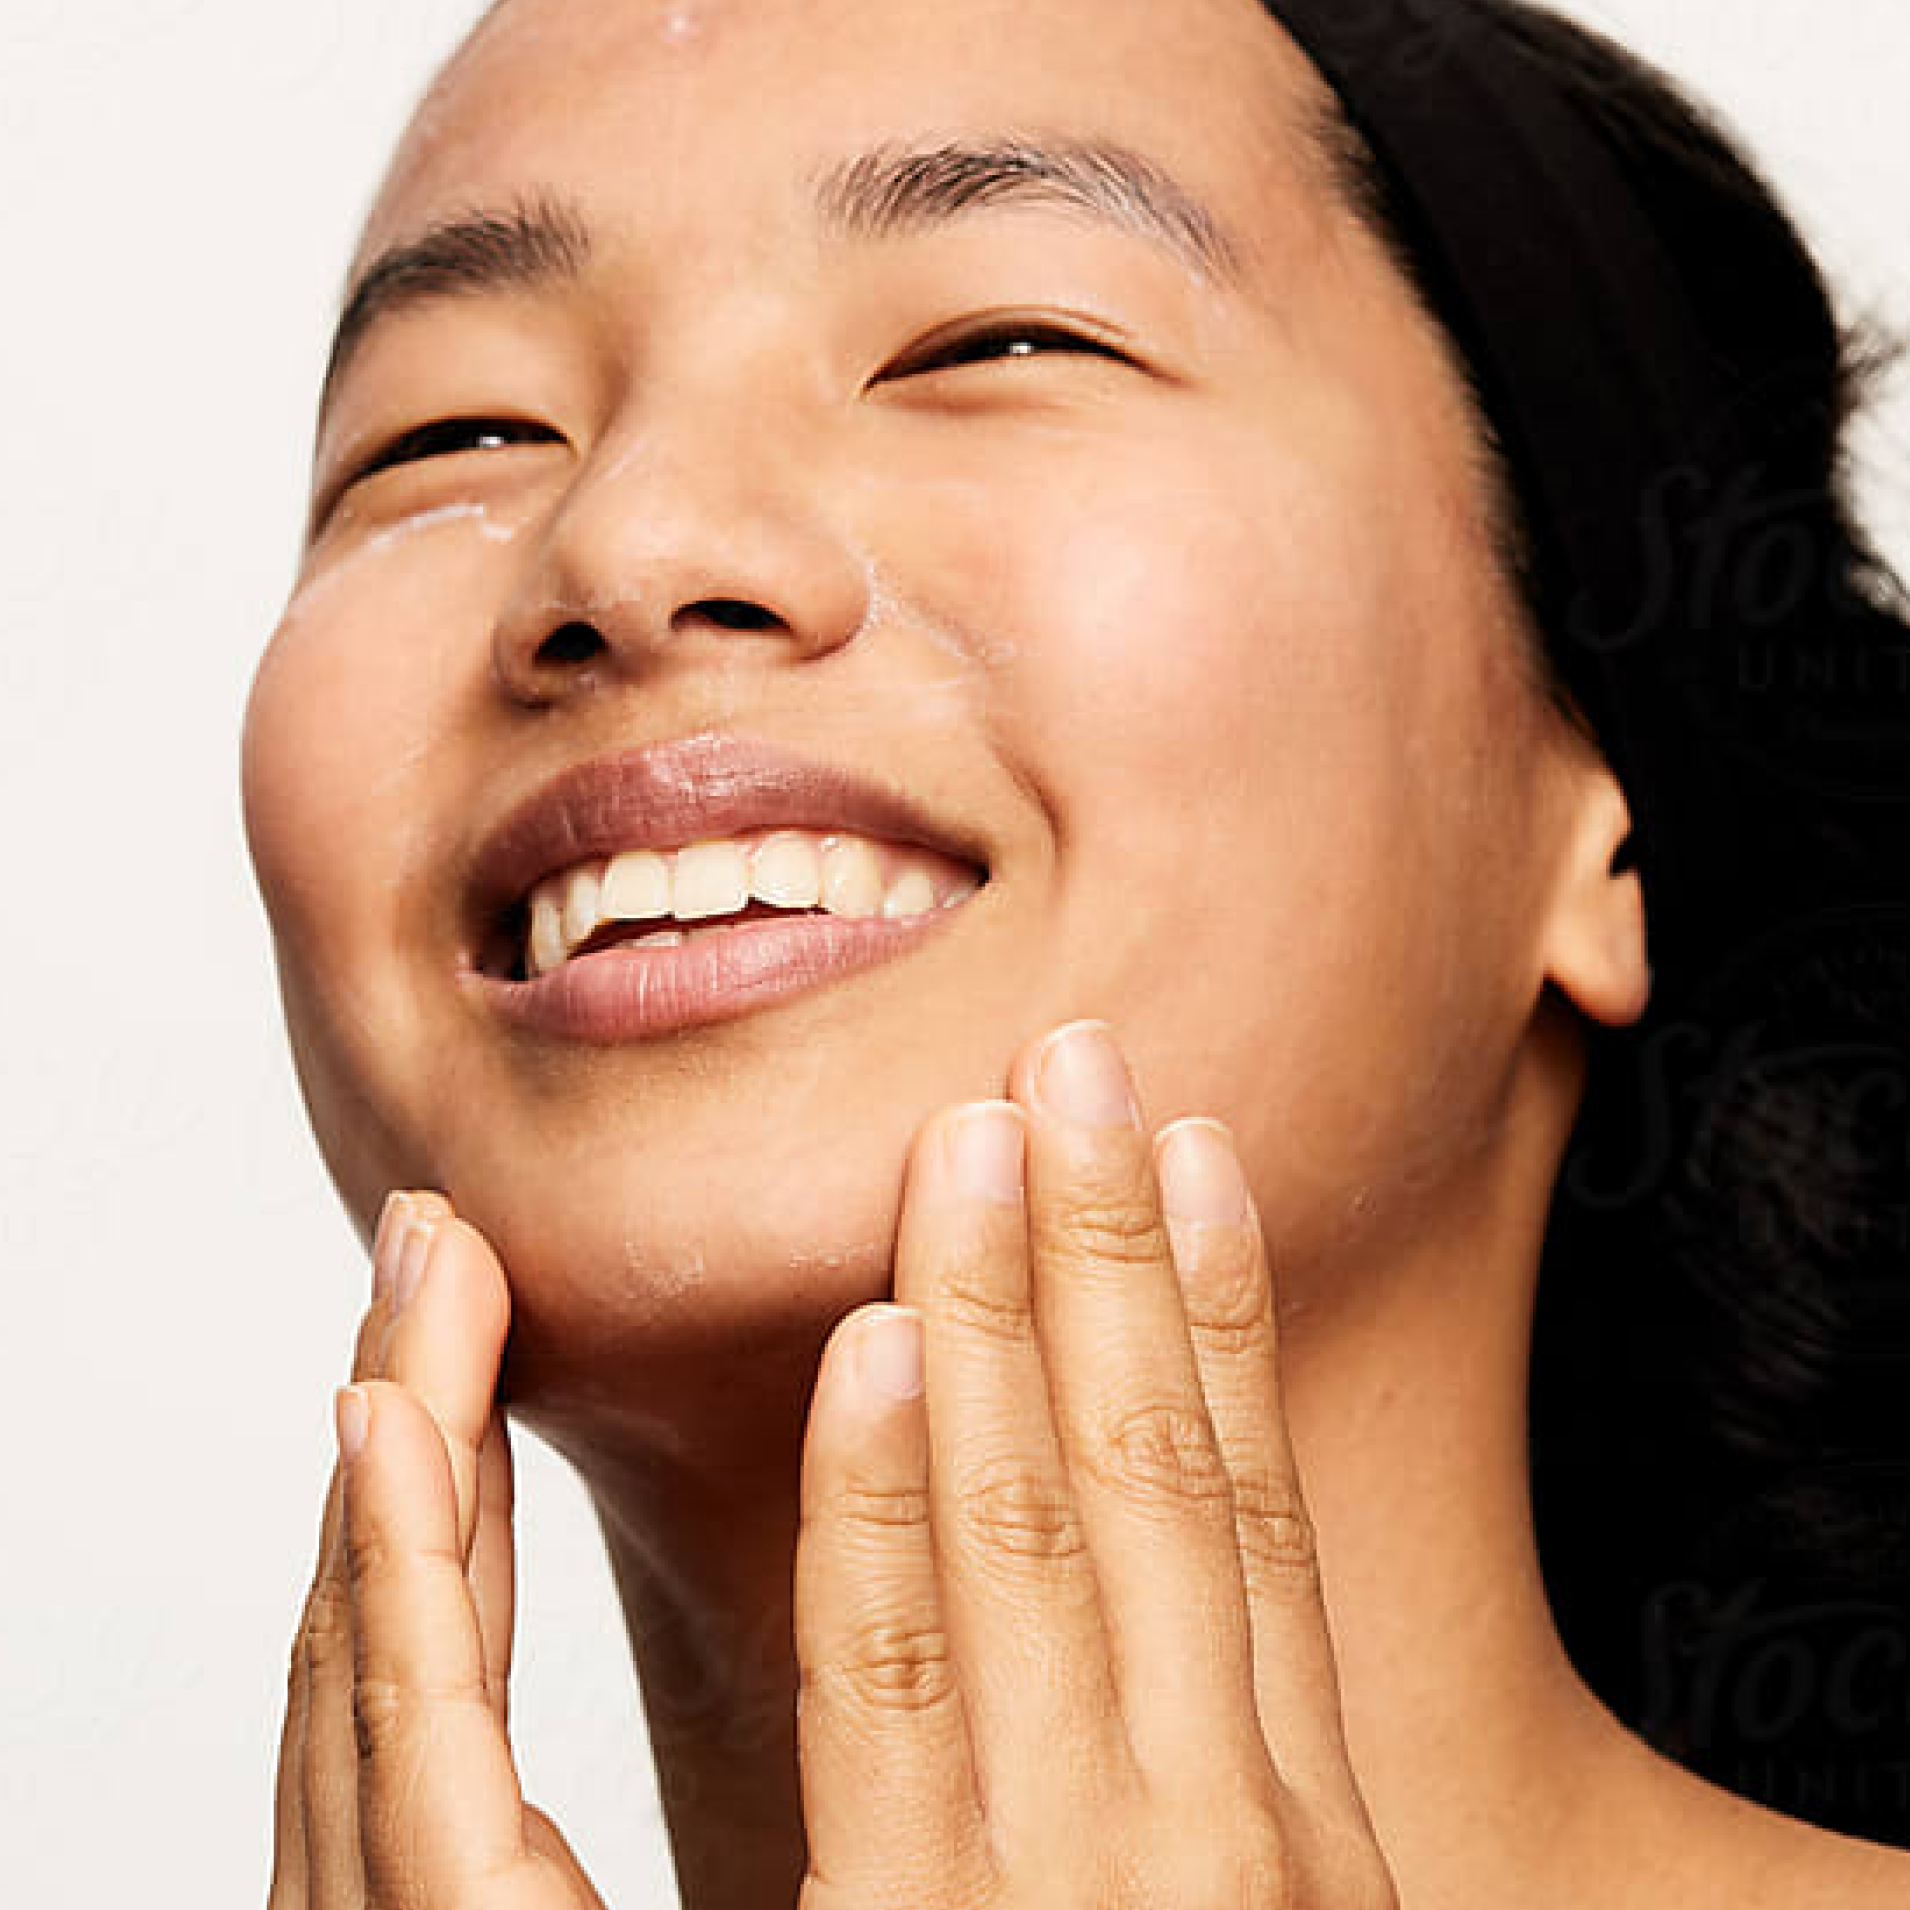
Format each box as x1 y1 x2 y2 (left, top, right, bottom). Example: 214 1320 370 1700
1539 761 1653 1030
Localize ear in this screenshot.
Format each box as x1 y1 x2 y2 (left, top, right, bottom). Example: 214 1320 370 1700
1538 751 1653 1030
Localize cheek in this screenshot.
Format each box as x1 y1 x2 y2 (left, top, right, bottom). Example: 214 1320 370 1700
884 418 1417 879
880 423 1525 1268
240 614 383 949
239 518 524 1123
242 516 508 923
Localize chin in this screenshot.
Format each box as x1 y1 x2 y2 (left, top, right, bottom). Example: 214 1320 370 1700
492 1181 900 1475
457 1143 904 1365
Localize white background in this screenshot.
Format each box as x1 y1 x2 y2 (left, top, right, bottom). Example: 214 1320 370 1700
2 3 1904 1904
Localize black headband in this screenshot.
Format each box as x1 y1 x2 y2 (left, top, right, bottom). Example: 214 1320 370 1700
1265 0 1804 993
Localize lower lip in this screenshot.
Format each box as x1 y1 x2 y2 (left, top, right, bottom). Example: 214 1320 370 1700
467 901 973 1042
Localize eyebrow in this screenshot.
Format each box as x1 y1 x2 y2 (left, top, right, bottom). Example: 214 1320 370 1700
317 191 592 427
317 137 1245 426
812 137 1245 283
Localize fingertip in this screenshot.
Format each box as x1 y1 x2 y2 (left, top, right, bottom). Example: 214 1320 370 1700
404 1187 457 1222
433 1219 514 1343
854 1304 926 1408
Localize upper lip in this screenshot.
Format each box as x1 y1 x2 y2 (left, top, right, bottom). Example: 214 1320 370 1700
466 729 992 940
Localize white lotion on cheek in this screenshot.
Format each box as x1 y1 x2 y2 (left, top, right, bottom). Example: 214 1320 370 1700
358 500 518 550
860 553 1022 672
281 501 524 621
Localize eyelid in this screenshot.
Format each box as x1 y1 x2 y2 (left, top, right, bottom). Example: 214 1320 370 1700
314 415 565 530
349 416 564 484
878 313 1135 383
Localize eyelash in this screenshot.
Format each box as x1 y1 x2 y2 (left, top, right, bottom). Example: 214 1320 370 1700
339 322 1125 490
881 318 1128 379
346 416 562 487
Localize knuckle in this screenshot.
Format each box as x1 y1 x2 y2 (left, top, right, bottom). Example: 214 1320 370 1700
352 1674 407 1765
1230 1469 1321 1588
1036 1183 1168 1275
812 1617 958 1717
296 1576 354 1682
1087 1400 1231 1511
351 1671 489 1765
345 1524 462 1601
952 1455 1088 1562
344 1524 393 1599
934 1261 1037 1347
1181 1250 1272 1348
828 1474 933 1541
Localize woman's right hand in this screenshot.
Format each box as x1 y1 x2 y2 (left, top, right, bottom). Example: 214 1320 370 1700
266 1190 606 1910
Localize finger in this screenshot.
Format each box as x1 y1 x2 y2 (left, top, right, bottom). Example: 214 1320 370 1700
892 1099 1126 1845
338 1379 534 1907
291 1191 433 1910
1153 1117 1358 1808
1006 1020 1269 1802
376 1203 516 1724
375 1213 510 1565
794 1304 993 1901
301 1469 374 1910
368 1190 456 1375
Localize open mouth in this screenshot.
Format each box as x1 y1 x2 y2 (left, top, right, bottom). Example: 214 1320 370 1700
468 858 989 1043
476 832 988 986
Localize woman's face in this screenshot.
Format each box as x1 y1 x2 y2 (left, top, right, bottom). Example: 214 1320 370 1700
241 0 1575 1432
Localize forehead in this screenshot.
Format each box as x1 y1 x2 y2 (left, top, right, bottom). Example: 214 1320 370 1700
353 0 1328 283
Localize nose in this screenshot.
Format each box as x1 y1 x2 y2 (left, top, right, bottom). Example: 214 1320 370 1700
490 416 871 705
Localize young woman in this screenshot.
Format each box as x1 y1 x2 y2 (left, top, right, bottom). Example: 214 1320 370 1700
245 0 1910 1903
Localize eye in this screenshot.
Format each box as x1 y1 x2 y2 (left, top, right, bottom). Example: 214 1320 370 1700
345 416 565 488
880 318 1131 383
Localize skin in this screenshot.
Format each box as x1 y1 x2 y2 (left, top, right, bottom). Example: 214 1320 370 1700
242 0 1910 1903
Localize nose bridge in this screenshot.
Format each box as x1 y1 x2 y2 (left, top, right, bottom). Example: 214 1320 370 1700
492 327 871 695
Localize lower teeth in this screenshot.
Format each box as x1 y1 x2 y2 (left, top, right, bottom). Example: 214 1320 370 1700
532 895 957 977
618 915 809 952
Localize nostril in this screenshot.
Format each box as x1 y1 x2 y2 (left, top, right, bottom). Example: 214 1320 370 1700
538 621 607 665
683 598 782 631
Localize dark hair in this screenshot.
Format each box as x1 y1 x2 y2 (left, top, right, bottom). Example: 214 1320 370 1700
1286 0 1910 1845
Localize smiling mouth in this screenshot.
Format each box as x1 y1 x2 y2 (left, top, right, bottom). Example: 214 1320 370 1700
466 864 989 1044
476 836 988 985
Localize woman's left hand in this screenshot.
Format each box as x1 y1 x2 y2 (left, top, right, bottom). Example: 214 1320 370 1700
794 1018 1400 1910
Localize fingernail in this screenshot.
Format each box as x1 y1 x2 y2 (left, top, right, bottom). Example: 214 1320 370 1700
942 1103 1025 1205
856 1306 925 1402
334 1385 369 1462
393 1215 438 1311
371 1190 412 1301
1034 1020 1140 1129
1155 1119 1252 1225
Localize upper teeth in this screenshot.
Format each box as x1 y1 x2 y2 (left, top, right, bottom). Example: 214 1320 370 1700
525 828 981 977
